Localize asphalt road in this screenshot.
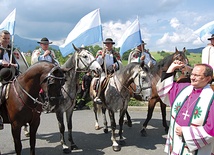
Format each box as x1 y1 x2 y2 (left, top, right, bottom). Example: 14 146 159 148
0 107 170 155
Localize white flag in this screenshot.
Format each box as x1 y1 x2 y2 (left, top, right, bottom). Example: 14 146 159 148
194 20 214 40
118 18 142 56
60 8 103 57
0 8 16 35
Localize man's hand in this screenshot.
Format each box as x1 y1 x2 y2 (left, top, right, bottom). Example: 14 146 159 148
2 60 10 67
44 50 51 57
175 126 183 137
167 60 185 73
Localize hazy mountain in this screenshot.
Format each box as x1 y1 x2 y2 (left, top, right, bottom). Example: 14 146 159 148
13 34 59 52
186 47 204 53
13 34 204 54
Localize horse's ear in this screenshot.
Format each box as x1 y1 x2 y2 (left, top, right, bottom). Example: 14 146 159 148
183 47 186 53
72 44 80 52
175 47 179 53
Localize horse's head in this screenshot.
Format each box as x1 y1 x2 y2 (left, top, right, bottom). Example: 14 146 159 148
40 65 66 107
131 61 152 101
73 44 102 74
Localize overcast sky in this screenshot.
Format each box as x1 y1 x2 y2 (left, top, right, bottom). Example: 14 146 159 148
1 0 213 52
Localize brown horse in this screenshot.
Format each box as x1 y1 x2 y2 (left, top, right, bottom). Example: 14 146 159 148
0 61 66 155
139 48 190 136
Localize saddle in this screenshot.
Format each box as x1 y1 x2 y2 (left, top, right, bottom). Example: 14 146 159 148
93 74 113 92
0 83 10 106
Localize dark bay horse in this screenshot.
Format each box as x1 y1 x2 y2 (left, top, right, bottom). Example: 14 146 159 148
90 62 152 151
0 61 66 155
140 48 190 136
53 45 102 153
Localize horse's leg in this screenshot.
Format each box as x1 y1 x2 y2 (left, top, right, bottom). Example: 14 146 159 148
11 124 22 155
141 99 157 136
125 110 132 127
102 107 108 133
118 109 126 146
29 115 40 155
160 101 169 133
94 102 100 130
108 110 120 151
55 110 71 154
66 106 78 150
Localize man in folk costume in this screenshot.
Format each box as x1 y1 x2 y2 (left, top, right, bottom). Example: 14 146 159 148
128 40 156 68
202 34 214 81
31 37 59 65
94 38 121 104
156 60 214 155
0 30 19 130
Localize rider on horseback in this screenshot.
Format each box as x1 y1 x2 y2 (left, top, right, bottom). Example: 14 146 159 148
94 38 121 104
0 30 19 130
128 40 156 68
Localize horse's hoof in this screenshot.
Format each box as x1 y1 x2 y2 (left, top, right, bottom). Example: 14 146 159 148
63 148 71 154
119 140 126 146
112 145 121 152
71 144 78 150
140 129 147 137
103 128 108 133
127 121 132 127
95 126 100 130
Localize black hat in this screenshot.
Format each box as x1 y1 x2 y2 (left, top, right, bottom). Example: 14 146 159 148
142 40 147 45
103 38 115 44
37 37 52 44
208 34 214 40
0 67 16 84
137 40 147 46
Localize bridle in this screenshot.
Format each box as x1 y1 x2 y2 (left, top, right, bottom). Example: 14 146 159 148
114 66 152 94
75 50 97 73
129 67 152 94
13 66 65 111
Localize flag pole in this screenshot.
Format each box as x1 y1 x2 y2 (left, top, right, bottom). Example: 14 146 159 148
10 34 14 64
102 43 107 77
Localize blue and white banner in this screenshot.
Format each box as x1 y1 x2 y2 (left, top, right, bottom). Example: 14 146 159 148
118 18 142 56
60 8 103 57
0 8 16 35
194 20 214 40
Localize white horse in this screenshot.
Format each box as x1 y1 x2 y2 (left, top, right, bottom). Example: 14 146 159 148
90 61 152 151
54 44 102 153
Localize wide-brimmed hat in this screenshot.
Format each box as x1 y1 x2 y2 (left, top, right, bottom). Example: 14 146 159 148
208 34 214 40
0 67 16 84
142 40 147 45
137 40 147 46
103 38 115 44
37 37 52 44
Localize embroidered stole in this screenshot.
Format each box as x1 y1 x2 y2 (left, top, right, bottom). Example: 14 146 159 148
167 85 213 154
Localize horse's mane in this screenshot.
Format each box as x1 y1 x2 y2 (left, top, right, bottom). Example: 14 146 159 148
150 53 180 76
62 53 76 69
116 62 139 76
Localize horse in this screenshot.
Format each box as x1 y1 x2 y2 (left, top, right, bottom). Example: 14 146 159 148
0 61 66 155
90 62 152 151
52 44 102 153
140 48 190 136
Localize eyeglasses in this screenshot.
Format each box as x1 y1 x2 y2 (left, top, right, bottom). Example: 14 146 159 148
190 73 204 78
